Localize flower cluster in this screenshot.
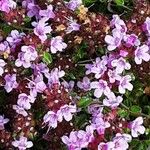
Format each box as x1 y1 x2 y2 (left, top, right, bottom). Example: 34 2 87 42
0 0 150 150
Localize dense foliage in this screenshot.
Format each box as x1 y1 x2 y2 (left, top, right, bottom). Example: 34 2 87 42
0 0 150 149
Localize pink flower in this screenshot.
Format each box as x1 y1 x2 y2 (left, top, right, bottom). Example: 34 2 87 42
118 75 133 94
134 45 150 64
58 104 76 122
12 136 33 150
0 0 16 13
39 5 55 19
103 92 123 108
0 115 9 130
66 21 80 33
0 59 6 76
4 74 18 93
129 117 145 137
66 0 82 11
85 57 107 79
15 45 38 68
143 17 150 36
43 111 62 129
124 34 140 47
77 77 91 91
17 93 35 110
107 69 121 83
32 18 52 43
92 117 110 134
112 133 132 150
98 142 115 150
50 36 67 53
13 105 28 117
91 80 110 98
105 29 123 51
111 57 131 74
110 15 127 33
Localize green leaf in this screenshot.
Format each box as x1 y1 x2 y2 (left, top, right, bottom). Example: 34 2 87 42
114 0 124 5
78 96 93 108
130 105 142 113
117 109 128 118
42 52 52 64
23 16 31 23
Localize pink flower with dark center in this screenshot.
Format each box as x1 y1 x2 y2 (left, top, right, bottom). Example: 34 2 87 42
124 34 140 47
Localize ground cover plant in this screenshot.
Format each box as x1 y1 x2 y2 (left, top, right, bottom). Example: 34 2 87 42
0 0 150 149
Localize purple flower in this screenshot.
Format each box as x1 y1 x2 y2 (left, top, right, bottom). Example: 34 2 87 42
114 133 132 143
134 44 150 64
105 29 123 51
4 74 18 93
0 59 6 76
111 57 131 74
17 93 35 110
0 115 9 130
110 15 127 33
98 142 115 150
124 34 140 47
50 36 67 53
6 30 25 47
13 105 28 117
15 45 38 68
32 18 52 43
91 80 110 98
129 117 145 137
66 21 80 33
77 77 91 91
143 17 150 36
88 104 103 117
31 63 49 77
12 136 33 150
43 111 62 129
103 92 123 108
92 117 110 134
0 0 16 13
0 41 10 55
48 68 65 87
66 0 82 11
107 69 121 83
28 74 46 97
85 57 107 79
58 104 76 122
27 2 40 19
39 5 55 19
62 130 91 150
62 80 75 91
118 75 133 94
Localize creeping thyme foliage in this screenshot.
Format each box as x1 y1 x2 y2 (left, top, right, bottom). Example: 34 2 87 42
0 0 150 150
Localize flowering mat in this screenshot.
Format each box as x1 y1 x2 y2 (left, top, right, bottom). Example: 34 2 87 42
0 0 150 150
